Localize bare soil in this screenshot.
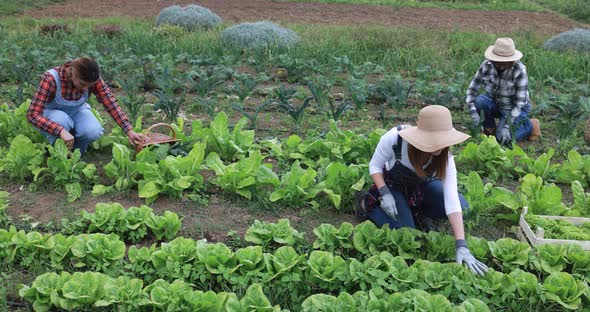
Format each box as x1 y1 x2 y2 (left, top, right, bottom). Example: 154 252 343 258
23 0 582 34
6 184 359 243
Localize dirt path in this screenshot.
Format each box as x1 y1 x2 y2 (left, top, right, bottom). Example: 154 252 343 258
23 0 581 34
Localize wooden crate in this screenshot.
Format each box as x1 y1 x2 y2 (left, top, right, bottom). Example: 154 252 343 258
517 207 590 250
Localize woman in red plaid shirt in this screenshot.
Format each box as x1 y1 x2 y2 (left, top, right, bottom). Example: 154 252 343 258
27 57 146 153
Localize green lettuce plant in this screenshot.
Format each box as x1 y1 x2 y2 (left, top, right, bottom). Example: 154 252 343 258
205 150 279 200
488 238 531 271
0 134 45 183
542 272 588 310
245 219 305 250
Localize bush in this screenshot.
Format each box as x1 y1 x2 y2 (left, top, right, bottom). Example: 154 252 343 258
543 28 590 53
155 4 222 31
221 21 299 52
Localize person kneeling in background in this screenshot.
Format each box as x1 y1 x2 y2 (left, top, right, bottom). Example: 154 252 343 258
27 57 146 153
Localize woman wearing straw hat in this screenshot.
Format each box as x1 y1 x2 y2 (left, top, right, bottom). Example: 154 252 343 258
357 105 488 275
466 37 541 146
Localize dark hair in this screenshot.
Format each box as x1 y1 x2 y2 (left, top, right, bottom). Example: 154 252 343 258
72 57 100 83
407 144 449 180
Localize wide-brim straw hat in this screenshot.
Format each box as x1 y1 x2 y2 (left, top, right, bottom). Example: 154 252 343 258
484 37 523 62
398 105 470 153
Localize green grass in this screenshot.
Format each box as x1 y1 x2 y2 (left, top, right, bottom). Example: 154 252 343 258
1 17 588 85
533 0 590 24
285 0 590 24
0 0 62 17
282 0 545 12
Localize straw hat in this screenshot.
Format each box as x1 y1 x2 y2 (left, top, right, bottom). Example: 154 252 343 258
398 105 470 153
484 38 523 62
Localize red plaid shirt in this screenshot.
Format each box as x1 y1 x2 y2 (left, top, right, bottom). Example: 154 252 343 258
27 62 132 136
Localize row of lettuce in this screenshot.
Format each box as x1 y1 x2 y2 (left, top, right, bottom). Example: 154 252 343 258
2 105 590 220
2 216 590 310
10 238 590 311
4 199 590 280
19 272 492 312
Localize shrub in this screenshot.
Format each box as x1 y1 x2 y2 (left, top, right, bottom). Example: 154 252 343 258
221 21 299 52
543 28 590 53
155 4 222 31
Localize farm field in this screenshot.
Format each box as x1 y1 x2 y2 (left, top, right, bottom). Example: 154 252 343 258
1 0 590 311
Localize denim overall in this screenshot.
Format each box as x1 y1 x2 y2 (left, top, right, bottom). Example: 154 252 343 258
41 69 103 153
366 128 469 229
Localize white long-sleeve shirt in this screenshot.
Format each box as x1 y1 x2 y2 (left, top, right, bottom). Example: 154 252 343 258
368 126 462 215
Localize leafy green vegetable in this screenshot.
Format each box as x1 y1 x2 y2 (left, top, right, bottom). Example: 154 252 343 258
488 238 531 270
0 134 45 183
100 143 139 193
456 136 523 181
388 227 424 260
245 219 305 250
196 240 239 275
312 222 353 254
518 174 567 215
191 112 254 161
33 139 96 202
543 272 588 310
150 237 197 281
206 150 279 200
466 236 490 260
571 180 590 216
555 150 590 186
70 233 126 274
531 243 568 275
352 221 387 256
145 211 182 241
526 214 590 240
318 161 366 210
307 251 348 289
0 190 9 226
425 231 455 262
269 161 322 207
137 142 206 203
0 101 45 145
519 148 557 181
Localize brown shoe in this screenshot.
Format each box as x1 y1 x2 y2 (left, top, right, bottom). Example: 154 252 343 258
528 118 541 141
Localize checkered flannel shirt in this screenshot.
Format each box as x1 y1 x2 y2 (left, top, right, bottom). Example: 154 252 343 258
466 60 529 117
27 62 132 136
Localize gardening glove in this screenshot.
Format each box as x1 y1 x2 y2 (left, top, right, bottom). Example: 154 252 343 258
469 110 480 127
496 124 511 145
510 106 521 119
456 239 488 276
378 186 398 220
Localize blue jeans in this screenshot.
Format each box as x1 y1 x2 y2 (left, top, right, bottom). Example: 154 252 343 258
368 179 469 229
41 106 104 154
474 94 532 142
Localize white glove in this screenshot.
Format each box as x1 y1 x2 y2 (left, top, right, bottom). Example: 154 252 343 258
511 107 521 118
378 186 398 220
456 240 488 276
497 125 511 145
469 110 480 127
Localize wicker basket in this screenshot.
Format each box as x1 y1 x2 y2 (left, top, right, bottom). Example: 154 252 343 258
135 123 180 152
